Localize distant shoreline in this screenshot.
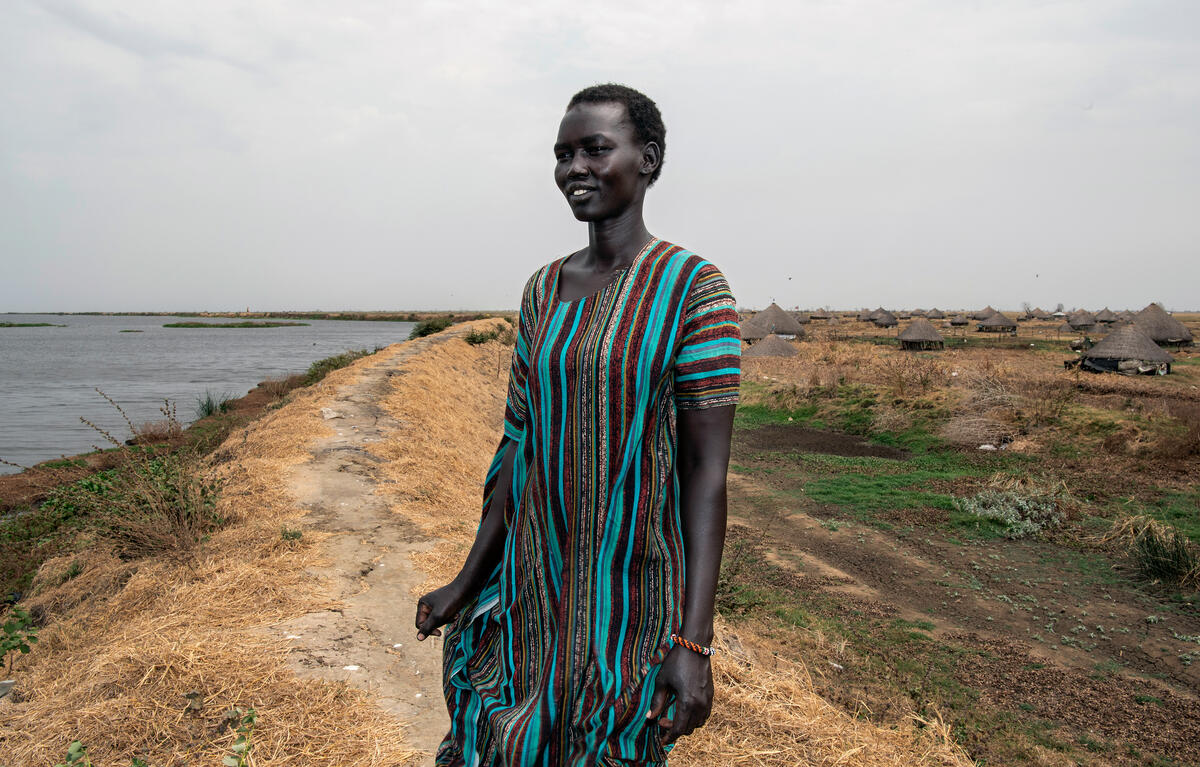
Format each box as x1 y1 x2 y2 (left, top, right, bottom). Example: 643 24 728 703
4 310 517 322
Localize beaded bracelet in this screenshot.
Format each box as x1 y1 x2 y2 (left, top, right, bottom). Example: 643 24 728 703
670 633 716 657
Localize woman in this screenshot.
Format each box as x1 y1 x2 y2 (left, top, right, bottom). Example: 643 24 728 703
415 84 741 766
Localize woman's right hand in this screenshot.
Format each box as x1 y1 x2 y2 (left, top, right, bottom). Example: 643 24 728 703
415 582 467 640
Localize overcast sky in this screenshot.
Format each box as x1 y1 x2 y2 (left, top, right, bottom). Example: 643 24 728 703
2 0 1197 313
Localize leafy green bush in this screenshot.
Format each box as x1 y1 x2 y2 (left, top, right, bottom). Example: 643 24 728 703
953 488 1063 539
408 316 454 339
302 349 373 386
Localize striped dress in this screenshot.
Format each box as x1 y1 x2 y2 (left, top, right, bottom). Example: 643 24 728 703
438 239 741 767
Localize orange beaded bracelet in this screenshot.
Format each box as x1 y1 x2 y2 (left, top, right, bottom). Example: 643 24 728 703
670 633 716 657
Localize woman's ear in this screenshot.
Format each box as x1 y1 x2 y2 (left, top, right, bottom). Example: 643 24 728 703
641 141 661 177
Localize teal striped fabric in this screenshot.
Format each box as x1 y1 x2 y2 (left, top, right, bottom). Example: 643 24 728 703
438 240 740 766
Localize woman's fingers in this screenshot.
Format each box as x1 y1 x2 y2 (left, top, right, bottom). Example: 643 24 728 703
645 684 669 721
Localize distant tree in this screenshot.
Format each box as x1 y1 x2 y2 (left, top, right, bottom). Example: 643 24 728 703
1021 301 1032 314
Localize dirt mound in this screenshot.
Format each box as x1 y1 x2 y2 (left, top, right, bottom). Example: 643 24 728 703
739 424 909 459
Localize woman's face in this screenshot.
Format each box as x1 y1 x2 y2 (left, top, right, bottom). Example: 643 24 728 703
554 102 655 222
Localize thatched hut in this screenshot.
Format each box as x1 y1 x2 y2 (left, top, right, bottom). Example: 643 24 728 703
809 310 832 320
910 309 927 317
857 309 873 322
971 305 998 321
1094 308 1118 324
740 316 768 342
926 308 945 319
1077 324 1172 375
1031 308 1052 320
1134 303 1194 347
872 310 898 328
977 312 1017 333
898 318 944 350
1067 310 1097 331
744 333 798 358
750 303 806 339
948 314 969 326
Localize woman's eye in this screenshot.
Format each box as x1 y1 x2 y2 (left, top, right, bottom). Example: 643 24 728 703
586 146 608 155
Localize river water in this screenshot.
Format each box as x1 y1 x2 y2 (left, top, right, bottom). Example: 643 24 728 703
0 314 415 474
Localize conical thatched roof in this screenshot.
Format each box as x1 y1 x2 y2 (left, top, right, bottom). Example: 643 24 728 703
910 309 926 317
1118 310 1136 322
872 309 898 327
898 318 944 344
1134 303 1194 345
744 333 798 357
925 308 945 319
868 307 887 320
1032 308 1052 320
809 310 831 320
740 316 768 341
1084 325 1172 363
753 303 806 336
1094 307 1118 323
792 311 811 324
857 309 873 322
1068 309 1096 330
971 305 997 320
978 311 1016 329
949 314 969 326
1058 322 1078 334
826 315 841 325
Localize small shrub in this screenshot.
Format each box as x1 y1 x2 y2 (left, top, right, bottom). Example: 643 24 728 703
260 374 306 400
408 316 454 339
1106 516 1199 588
1 604 38 674
954 488 1064 539
43 451 224 560
223 707 257 767
464 326 517 346
195 390 234 419
280 526 303 542
303 349 373 386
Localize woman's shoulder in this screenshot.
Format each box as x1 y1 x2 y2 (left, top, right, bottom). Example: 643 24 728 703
645 241 731 290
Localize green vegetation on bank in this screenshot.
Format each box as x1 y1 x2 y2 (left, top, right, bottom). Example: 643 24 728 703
162 321 309 328
0 322 65 328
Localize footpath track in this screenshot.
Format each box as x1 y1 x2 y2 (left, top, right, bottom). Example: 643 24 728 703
279 337 454 764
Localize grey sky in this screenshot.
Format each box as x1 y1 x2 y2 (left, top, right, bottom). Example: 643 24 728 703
2 0 1197 312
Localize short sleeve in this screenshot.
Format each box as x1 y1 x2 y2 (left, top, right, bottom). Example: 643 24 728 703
674 263 741 410
501 269 542 440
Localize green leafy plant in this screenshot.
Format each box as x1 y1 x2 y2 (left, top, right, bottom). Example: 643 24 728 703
302 349 373 386
1 605 37 674
953 488 1064 539
408 316 454 339
280 526 303 541
223 708 257 767
55 741 92 767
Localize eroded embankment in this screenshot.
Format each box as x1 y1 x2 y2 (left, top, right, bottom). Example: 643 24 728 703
0 319 973 767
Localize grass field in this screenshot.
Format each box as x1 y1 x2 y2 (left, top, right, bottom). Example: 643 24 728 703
728 315 1200 765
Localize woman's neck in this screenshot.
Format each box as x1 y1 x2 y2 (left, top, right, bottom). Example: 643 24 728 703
585 209 651 272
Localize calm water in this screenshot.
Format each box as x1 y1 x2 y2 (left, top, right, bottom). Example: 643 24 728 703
0 314 415 474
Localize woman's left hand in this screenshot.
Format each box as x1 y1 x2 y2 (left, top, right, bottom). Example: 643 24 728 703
646 644 714 745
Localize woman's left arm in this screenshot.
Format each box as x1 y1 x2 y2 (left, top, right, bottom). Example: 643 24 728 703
647 403 736 745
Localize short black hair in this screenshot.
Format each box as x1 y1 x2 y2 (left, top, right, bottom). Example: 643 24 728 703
567 83 666 185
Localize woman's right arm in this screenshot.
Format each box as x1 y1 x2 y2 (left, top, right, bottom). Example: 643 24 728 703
414 439 516 640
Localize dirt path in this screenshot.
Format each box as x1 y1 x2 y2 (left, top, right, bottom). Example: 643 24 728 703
276 339 452 765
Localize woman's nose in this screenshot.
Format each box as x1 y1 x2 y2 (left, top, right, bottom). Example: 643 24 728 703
567 150 589 177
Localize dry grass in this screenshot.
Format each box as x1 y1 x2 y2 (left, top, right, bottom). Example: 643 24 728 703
0 353 417 765
672 617 972 767
370 319 974 766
